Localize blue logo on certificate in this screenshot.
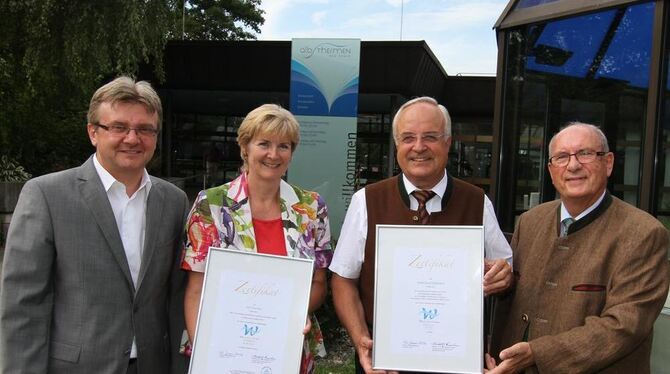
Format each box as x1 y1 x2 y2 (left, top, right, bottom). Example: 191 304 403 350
242 324 260 336
420 308 439 320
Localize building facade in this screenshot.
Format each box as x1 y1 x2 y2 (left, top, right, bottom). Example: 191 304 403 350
138 40 497 194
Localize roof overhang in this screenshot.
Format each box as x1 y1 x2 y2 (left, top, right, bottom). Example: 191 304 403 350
495 0 643 30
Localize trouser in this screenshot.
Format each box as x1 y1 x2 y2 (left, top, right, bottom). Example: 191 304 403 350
126 358 137 374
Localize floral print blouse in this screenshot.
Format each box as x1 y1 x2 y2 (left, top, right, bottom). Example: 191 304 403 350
181 173 333 371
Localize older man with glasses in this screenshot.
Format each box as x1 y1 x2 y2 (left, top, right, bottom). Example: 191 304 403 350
0 76 190 374
488 122 670 374
330 96 514 374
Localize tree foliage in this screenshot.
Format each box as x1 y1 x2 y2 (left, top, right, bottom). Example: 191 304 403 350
0 0 264 176
173 0 265 40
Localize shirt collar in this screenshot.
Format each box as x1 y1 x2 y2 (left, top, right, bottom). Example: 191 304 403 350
560 190 606 222
402 170 447 198
92 153 152 195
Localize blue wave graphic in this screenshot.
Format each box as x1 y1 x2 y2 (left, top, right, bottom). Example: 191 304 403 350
289 60 358 117
291 61 322 92
290 78 329 115
331 77 359 116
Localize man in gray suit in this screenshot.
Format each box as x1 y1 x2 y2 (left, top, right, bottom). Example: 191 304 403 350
0 76 190 374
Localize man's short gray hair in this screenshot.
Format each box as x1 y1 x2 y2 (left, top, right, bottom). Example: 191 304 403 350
392 96 451 142
548 122 609 157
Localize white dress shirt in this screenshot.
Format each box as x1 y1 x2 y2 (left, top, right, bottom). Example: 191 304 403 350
329 172 513 279
560 190 607 223
93 155 151 358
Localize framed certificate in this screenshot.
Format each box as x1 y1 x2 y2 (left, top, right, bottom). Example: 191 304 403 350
189 248 314 374
372 225 484 373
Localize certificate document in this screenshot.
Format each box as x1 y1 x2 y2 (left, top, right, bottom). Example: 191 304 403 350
373 225 483 373
189 248 314 374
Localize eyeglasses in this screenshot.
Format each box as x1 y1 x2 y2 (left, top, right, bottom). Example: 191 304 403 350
397 132 445 145
548 150 608 167
94 123 158 138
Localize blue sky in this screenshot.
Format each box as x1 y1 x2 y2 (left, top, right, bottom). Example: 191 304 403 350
257 0 509 75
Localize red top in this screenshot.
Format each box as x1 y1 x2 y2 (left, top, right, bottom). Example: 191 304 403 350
252 217 287 256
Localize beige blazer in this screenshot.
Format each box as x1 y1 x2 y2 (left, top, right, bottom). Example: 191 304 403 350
493 194 670 373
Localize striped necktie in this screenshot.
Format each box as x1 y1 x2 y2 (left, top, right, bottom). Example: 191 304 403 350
411 190 436 225
560 217 575 237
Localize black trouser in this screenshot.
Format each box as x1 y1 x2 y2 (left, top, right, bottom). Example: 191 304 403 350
126 358 137 374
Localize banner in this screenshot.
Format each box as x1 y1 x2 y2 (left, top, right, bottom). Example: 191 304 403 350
289 38 361 237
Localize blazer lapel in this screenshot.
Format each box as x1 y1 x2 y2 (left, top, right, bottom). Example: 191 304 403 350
279 180 302 258
137 179 164 291
226 176 257 252
77 157 134 289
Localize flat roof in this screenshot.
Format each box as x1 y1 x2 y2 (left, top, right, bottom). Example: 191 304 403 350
139 40 494 117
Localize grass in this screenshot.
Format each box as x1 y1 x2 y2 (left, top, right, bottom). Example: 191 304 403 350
315 354 355 374
313 291 356 373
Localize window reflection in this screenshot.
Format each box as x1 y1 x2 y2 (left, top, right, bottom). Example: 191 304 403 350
499 1 654 230
172 114 244 189
655 10 670 232
357 114 391 187
524 5 653 87
448 121 494 194
525 11 615 77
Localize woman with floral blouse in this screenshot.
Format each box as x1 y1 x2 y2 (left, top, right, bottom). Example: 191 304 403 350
182 104 333 373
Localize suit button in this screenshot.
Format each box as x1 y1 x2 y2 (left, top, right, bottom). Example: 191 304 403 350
521 313 529 322
412 216 419 221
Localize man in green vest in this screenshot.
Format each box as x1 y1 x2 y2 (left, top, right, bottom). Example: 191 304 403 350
488 123 670 373
330 96 514 373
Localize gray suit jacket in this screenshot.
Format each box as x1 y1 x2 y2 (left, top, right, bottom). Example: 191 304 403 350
0 157 190 374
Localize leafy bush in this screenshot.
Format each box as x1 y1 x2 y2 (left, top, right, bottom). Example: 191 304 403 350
0 155 31 182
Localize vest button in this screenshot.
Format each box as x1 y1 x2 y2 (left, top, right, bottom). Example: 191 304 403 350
412 216 419 221
521 313 529 322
